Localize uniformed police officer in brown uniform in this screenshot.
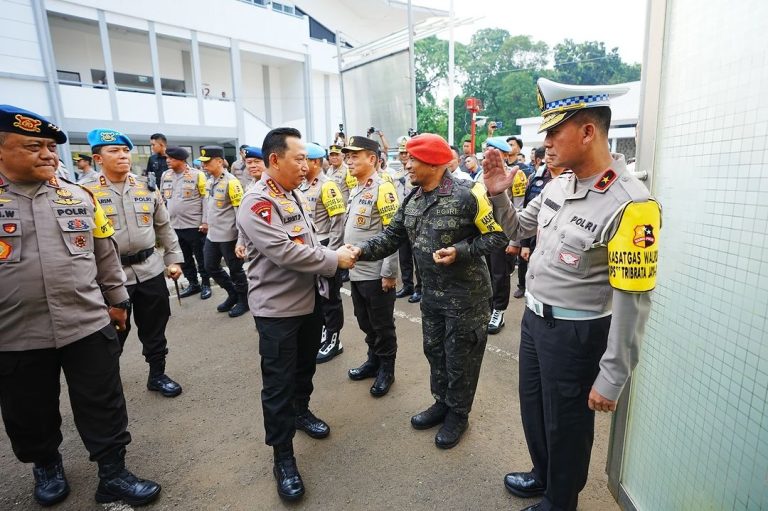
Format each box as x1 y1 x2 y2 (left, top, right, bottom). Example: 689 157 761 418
0 105 161 507
82 128 184 399
199 145 249 317
236 127 357 501
161 146 212 300
300 142 347 363
484 79 661 511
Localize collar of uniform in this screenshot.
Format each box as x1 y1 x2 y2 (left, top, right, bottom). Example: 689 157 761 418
45 176 61 189
0 172 7 188
263 174 288 198
436 170 454 196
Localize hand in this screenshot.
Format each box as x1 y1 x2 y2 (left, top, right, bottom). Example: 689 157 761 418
381 277 397 292
520 247 531 261
505 245 521 256
588 387 617 413
166 264 182 281
199 223 208 234
109 307 127 332
482 148 517 195
344 243 362 259
235 244 247 259
433 247 457 265
336 246 357 269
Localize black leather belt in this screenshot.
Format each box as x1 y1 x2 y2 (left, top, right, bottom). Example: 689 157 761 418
121 247 154 266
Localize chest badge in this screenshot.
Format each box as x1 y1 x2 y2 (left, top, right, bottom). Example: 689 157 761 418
2 223 16 234
0 239 12 259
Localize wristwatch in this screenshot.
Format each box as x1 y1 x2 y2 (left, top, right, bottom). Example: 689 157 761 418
110 299 131 310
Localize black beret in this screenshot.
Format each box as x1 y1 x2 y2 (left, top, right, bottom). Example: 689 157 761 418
0 104 67 144
166 146 190 160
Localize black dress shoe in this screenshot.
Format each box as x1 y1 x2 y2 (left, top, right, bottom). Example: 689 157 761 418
228 302 249 318
408 291 422 303
503 471 545 498
519 504 542 511
33 457 70 506
178 283 201 298
95 469 161 506
370 364 394 397
273 457 304 501
147 374 182 397
200 284 212 300
395 286 414 299
411 401 449 430
295 410 330 439
348 359 379 380
434 411 468 449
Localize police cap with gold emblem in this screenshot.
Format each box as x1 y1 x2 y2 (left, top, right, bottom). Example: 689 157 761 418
342 136 379 153
536 77 629 133
73 153 92 163
0 104 67 143
87 128 134 150
198 145 224 162
328 144 343 154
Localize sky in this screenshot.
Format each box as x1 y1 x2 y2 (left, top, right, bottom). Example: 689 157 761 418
415 0 648 64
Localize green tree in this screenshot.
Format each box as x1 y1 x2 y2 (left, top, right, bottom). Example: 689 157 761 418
552 39 641 84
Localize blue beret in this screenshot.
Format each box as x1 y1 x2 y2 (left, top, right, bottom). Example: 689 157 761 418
0 104 67 143
306 142 326 159
245 146 262 159
87 129 134 150
486 136 511 153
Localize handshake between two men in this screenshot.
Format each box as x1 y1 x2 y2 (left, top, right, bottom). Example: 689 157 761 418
336 244 459 269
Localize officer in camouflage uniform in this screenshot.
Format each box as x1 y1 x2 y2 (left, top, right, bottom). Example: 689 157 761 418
349 133 508 448
299 143 347 363
82 128 185 399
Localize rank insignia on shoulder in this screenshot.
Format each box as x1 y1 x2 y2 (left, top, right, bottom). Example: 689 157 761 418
266 179 284 198
594 169 617 191
251 200 272 224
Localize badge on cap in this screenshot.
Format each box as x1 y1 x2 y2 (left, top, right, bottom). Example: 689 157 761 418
13 114 41 133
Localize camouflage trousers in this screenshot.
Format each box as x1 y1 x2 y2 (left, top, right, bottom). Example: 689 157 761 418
421 301 490 416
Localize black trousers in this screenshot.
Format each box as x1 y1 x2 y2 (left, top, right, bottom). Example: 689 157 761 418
176 228 209 285
517 237 537 290
350 280 397 359
486 248 515 310
0 326 131 464
398 239 422 292
319 240 344 333
255 297 323 446
519 308 611 511
118 272 170 368
204 239 247 294
421 302 489 416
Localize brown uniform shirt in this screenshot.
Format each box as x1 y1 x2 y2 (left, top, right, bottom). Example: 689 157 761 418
236 174 338 317
0 173 128 351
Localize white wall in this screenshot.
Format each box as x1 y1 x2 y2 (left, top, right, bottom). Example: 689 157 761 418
0 0 45 77
48 15 104 84
240 57 266 121
279 63 305 127
0 77 50 115
108 27 153 78
199 45 233 100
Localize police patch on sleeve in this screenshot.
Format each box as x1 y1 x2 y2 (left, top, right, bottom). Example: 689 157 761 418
251 200 272 224
228 178 244 206
376 181 400 226
607 199 661 292
92 200 114 238
321 182 346 217
197 172 207 197
470 182 503 234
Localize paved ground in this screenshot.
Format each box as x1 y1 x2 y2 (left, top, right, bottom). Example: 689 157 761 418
0 280 620 511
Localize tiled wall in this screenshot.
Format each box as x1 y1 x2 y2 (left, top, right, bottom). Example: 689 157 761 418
621 1 768 510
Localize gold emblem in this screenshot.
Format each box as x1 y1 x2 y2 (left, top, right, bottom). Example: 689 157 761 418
292 225 302 233
56 188 73 198
536 85 545 111
200 149 207 157
142 205 150 212
53 198 82 206
13 114 41 133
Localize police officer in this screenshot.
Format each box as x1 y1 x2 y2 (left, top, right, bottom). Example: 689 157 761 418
74 153 96 183
161 146 212 300
484 137 527 335
326 143 354 203
236 127 357 501
484 78 661 511
343 135 400 397
82 129 184 399
230 144 250 188
199 145 249 317
300 143 347 363
0 105 161 506
348 133 507 448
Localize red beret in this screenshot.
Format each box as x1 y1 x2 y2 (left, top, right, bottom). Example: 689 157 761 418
405 133 452 166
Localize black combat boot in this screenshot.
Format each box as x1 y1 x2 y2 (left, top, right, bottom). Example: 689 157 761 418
348 351 379 380
228 292 249 318
32 455 70 506
216 283 238 312
273 443 304 501
95 448 161 506
147 361 182 398
200 279 212 300
434 410 469 449
178 283 201 298
316 328 343 363
411 401 449 430
295 408 330 439
370 358 395 397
